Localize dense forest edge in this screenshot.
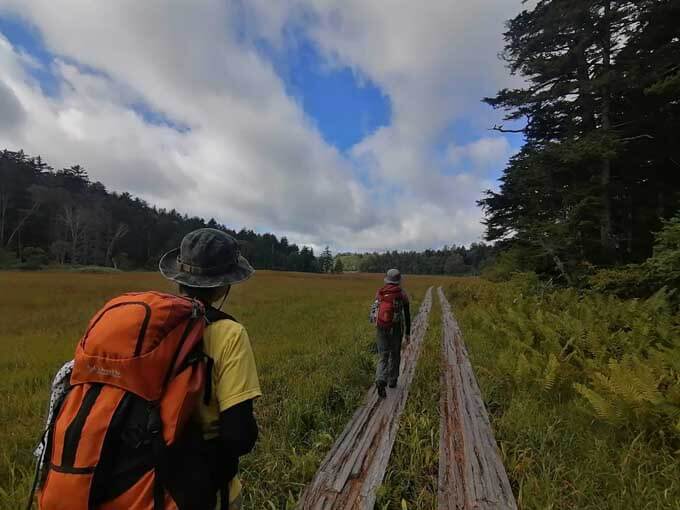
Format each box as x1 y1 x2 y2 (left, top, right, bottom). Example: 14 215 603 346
444 2 680 506
0 149 495 275
478 0 679 301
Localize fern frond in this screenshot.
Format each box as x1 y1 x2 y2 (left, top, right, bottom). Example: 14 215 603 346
574 383 618 423
543 353 559 392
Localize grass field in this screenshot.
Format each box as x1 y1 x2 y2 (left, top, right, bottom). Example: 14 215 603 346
0 270 444 510
3 270 678 509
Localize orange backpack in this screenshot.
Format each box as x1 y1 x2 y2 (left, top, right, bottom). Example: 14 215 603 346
35 291 218 510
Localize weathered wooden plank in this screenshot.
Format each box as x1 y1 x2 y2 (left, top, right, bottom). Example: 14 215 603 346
298 287 434 510
437 287 517 510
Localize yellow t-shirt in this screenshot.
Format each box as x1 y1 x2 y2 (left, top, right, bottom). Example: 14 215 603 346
197 317 261 508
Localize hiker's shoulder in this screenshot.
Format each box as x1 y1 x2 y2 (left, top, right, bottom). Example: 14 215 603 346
204 310 247 346
205 306 240 325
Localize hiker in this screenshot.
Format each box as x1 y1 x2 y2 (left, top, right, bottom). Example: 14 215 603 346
32 228 260 510
370 269 411 398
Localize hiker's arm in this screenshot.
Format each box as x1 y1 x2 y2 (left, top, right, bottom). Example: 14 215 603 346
218 398 258 457
213 325 262 457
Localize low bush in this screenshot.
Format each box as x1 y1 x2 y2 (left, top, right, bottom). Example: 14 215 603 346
65 265 122 273
0 249 18 269
587 265 649 298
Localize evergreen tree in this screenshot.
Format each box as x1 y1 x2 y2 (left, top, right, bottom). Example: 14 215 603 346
333 257 344 273
319 246 333 273
481 0 680 278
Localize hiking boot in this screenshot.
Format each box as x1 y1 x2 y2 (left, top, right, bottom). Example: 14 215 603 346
388 380 397 388
376 381 387 398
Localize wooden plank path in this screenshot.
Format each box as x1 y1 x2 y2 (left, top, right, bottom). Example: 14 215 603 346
298 287 433 510
437 287 517 510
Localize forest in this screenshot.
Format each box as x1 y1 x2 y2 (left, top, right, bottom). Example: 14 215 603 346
0 149 321 272
337 244 495 275
0 149 496 275
481 0 680 289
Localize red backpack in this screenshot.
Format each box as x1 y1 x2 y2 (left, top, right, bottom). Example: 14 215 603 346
376 284 404 330
35 291 220 510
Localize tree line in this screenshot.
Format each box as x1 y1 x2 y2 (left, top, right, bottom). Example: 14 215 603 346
0 149 320 272
337 243 495 275
2 149 492 275
482 0 679 284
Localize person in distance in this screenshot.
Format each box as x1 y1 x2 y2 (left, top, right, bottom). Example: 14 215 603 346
369 268 411 399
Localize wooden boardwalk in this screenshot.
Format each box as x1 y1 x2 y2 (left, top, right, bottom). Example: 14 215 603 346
437 287 517 510
298 287 433 510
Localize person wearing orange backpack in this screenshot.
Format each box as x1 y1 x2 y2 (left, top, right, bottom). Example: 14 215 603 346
159 228 261 509
31 228 260 510
370 268 411 398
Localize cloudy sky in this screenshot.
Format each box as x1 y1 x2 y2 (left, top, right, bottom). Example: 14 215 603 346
0 1 525 252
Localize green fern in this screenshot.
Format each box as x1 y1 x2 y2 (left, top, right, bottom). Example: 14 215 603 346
574 383 619 423
543 353 559 392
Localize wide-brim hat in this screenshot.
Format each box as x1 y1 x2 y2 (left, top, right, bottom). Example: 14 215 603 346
384 268 401 284
159 228 254 288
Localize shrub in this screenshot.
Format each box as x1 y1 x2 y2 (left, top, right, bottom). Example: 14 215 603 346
481 247 526 282
18 246 48 270
0 248 18 269
66 266 122 274
588 265 648 299
643 214 680 291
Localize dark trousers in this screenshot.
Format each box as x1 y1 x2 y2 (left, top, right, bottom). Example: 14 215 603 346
375 327 402 385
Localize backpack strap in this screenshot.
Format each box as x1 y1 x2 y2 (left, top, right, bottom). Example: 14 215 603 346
203 306 241 505
205 306 239 325
202 306 239 406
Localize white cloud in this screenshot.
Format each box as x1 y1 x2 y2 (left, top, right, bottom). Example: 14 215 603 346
447 136 515 175
0 0 524 252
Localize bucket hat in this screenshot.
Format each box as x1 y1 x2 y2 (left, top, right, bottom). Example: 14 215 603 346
384 268 401 284
159 228 254 288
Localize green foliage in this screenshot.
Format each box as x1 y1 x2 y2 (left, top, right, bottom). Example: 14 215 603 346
481 247 527 282
0 249 18 269
319 246 333 273
588 266 648 299
589 213 680 299
644 214 680 291
482 1 680 271
356 243 494 275
65 265 123 273
335 253 361 272
0 150 323 273
574 351 680 434
447 277 680 507
18 247 48 270
332 257 344 273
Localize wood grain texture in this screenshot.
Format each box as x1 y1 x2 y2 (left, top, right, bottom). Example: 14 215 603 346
298 287 434 510
437 287 517 510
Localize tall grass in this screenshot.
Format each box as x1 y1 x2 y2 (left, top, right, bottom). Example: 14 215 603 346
447 275 680 509
0 270 442 509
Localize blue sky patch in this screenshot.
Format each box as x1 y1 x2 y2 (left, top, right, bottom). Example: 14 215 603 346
0 14 60 97
259 36 391 152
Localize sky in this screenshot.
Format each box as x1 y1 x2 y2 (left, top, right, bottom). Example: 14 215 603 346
0 1 526 253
